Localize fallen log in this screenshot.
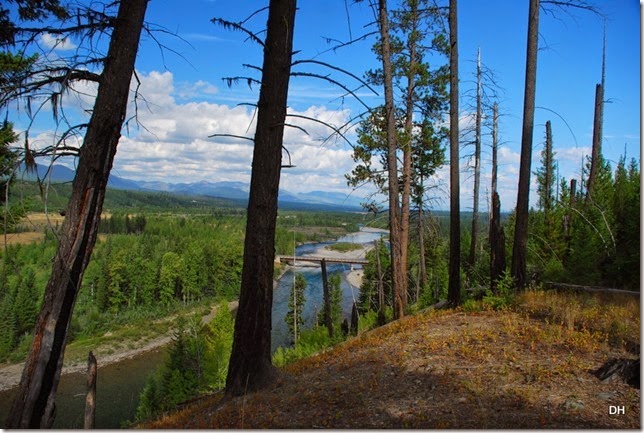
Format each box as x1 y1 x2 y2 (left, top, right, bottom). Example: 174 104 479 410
594 357 640 389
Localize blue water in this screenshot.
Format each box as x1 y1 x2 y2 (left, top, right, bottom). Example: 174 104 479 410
271 227 387 351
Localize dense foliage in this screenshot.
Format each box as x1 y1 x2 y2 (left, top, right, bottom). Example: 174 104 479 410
0 213 245 361
134 305 234 423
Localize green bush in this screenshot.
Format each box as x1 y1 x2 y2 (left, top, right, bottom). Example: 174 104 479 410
273 326 340 367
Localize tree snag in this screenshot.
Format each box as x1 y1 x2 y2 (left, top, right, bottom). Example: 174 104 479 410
6 1 148 427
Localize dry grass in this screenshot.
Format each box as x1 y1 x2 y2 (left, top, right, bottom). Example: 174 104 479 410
517 289 640 352
0 212 65 247
140 291 640 429
1 212 112 247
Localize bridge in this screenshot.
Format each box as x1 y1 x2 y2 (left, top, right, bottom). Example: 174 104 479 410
276 255 369 266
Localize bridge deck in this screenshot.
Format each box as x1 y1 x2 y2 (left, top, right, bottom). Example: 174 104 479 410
276 255 369 265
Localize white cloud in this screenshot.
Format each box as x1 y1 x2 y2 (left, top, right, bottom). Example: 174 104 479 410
113 70 362 195
39 33 77 51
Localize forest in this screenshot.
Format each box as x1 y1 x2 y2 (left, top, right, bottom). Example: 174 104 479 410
0 0 640 429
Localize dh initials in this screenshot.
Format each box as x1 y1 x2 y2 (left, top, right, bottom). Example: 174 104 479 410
609 405 625 415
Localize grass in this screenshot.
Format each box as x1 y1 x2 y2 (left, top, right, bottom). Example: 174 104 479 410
516 289 640 351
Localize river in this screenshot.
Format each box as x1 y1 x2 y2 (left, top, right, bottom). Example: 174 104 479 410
271 227 387 351
0 226 387 428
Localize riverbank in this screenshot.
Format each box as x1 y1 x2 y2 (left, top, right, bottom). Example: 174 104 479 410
0 301 238 393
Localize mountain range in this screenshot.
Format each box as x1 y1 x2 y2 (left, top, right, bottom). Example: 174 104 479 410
17 163 364 210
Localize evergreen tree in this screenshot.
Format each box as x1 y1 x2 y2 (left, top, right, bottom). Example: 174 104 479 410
285 273 306 344
0 291 17 359
318 272 343 328
204 303 234 390
607 157 640 289
14 268 38 335
358 240 392 313
159 252 183 305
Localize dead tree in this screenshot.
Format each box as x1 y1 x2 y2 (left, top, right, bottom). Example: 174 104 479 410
5 2 148 428
489 103 505 292
447 0 461 306
84 351 97 429
467 47 483 272
586 19 606 202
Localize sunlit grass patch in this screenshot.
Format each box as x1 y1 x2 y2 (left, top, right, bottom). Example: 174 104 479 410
517 289 640 351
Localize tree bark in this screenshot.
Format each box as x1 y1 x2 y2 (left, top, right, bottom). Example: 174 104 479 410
418 204 427 291
467 47 482 272
489 192 506 293
321 259 333 338
6 1 148 427
399 1 419 317
586 83 604 201
489 102 505 292
225 0 296 397
511 0 540 290
586 21 606 202
376 240 386 326
447 0 461 306
544 120 553 215
84 351 97 430
377 0 405 319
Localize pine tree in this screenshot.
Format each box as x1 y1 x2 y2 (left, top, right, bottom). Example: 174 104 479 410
285 273 306 344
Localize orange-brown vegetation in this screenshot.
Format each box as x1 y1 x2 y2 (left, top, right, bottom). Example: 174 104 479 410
140 290 639 429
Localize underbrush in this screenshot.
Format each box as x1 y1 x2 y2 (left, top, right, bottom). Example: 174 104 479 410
516 289 640 351
273 326 345 367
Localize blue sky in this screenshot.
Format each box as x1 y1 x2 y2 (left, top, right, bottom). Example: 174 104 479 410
10 0 641 211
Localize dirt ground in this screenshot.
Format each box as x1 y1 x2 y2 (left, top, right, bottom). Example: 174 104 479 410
143 308 640 429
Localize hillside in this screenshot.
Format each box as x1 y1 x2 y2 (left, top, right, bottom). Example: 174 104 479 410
15 164 364 211
142 291 640 429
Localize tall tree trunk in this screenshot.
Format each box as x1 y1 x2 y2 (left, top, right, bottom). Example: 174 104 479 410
586 83 604 201
489 102 505 292
400 0 420 316
6 1 148 427
376 239 386 326
467 47 482 272
321 259 333 337
544 120 553 216
225 0 297 397
563 178 577 263
586 20 606 202
511 0 540 290
447 0 461 306
418 200 427 290
378 0 405 319
491 102 499 197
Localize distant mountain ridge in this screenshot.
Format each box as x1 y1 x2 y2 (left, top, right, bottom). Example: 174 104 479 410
17 163 363 209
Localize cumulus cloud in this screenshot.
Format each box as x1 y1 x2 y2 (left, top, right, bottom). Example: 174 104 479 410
25 68 606 212
113 70 361 195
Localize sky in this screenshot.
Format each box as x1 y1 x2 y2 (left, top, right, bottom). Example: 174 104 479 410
9 0 641 212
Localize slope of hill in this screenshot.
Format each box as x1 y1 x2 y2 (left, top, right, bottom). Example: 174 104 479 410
142 292 639 429
17 163 364 210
